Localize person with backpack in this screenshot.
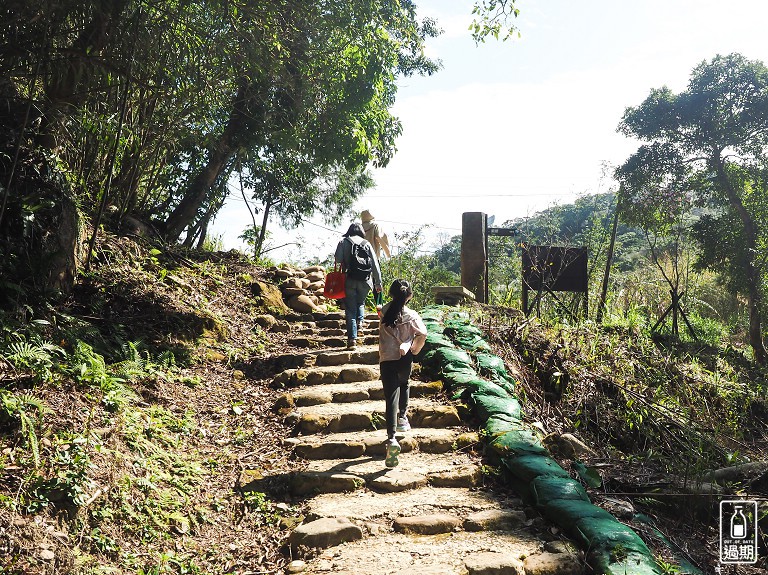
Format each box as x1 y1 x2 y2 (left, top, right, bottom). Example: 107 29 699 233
334 223 382 349
378 279 427 467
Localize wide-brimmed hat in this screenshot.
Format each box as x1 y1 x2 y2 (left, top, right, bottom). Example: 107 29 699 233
360 210 374 222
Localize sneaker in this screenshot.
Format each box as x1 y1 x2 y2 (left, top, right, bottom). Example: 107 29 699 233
384 438 401 468
396 416 411 432
346 340 356 350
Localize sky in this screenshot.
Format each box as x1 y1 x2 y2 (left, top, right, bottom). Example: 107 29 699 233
210 0 768 264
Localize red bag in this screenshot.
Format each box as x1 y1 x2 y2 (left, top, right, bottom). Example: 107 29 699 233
323 265 346 299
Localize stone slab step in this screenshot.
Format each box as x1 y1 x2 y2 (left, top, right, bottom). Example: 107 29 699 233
290 451 483 495
288 335 379 349
278 380 443 408
273 346 379 370
286 399 461 434
305 486 525 523
273 364 380 387
287 428 479 460
297 327 378 337
312 318 380 329
297 530 555 575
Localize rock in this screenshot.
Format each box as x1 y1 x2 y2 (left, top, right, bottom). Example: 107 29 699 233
523 552 583 575
287 560 307 573
289 517 363 556
297 413 332 434
306 271 325 282
543 433 595 458
429 465 482 488
293 441 366 460
274 269 293 278
464 509 528 531
411 405 461 428
271 322 292 333
282 277 304 290
287 295 319 313
290 472 365 495
544 541 578 554
333 389 370 402
274 393 296 410
253 314 277 329
393 513 461 535
464 551 523 574
370 470 428 493
251 281 289 312
304 265 325 273
307 280 325 291
283 287 307 297
456 432 481 449
326 412 374 433
294 390 333 406
339 366 379 382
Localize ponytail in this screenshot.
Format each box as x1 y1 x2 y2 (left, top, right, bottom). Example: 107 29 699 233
382 279 413 328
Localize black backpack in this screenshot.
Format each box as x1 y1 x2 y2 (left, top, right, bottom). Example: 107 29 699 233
347 238 373 281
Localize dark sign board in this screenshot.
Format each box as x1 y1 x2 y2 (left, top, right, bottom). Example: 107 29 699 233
522 246 588 293
487 227 518 237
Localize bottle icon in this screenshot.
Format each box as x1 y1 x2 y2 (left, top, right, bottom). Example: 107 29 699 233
730 505 747 539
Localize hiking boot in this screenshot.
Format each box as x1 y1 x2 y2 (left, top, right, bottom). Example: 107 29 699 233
396 416 411 433
346 340 356 350
384 438 401 468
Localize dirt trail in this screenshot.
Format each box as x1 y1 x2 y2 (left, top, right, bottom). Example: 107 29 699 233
252 312 584 575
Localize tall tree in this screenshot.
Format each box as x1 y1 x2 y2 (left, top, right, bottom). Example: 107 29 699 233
162 0 440 241
617 53 768 363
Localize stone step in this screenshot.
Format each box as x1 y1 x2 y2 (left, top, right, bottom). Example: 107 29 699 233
276 380 443 409
273 364 380 387
274 346 379 370
312 318 381 330
287 335 379 349
311 311 378 322
296 327 378 337
295 530 571 574
285 399 462 434
290 451 483 495
286 428 478 460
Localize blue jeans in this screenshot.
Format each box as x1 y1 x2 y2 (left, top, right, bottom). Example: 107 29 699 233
344 278 370 341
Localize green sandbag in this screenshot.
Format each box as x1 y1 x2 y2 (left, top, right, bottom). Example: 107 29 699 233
442 372 492 388
484 414 526 436
476 353 516 386
531 476 589 506
434 347 472 368
461 379 511 399
489 429 546 456
541 498 616 528
501 454 571 483
425 333 453 348
589 551 663 575
471 393 522 420
574 517 650 553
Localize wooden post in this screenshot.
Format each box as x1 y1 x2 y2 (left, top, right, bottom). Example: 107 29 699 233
461 212 487 304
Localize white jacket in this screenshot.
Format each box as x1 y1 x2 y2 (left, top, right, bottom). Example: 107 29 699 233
378 304 427 362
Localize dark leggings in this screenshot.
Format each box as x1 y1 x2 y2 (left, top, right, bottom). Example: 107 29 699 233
380 352 413 439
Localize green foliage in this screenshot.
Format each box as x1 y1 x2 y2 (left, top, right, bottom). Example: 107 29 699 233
3 339 65 383
470 0 521 42
0 389 48 468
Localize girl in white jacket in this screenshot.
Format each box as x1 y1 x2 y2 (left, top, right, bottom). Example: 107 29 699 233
378 279 427 467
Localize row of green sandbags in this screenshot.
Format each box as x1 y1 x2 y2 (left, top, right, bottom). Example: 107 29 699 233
416 306 664 575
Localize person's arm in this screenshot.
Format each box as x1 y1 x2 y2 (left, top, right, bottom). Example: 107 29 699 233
334 239 346 270
409 312 428 355
369 243 382 291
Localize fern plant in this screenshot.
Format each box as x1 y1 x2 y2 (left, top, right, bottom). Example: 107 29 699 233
0 389 49 467
3 340 64 383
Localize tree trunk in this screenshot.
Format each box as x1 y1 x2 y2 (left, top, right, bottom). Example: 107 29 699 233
162 83 248 241
715 159 767 365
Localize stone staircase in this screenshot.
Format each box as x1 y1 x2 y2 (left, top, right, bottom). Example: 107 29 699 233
261 312 584 575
